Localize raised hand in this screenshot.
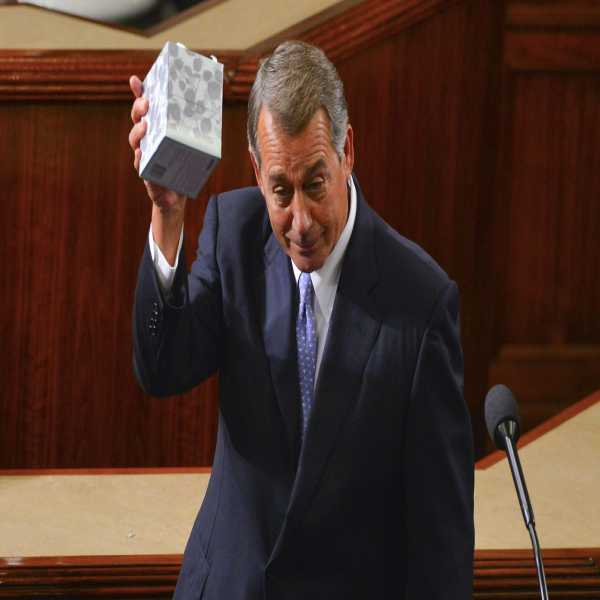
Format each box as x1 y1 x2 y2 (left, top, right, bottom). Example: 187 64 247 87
129 75 186 266
128 75 187 213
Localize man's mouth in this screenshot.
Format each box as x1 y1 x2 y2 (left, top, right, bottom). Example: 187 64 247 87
291 238 318 253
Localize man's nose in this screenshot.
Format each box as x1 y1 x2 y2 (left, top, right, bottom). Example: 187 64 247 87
291 194 313 236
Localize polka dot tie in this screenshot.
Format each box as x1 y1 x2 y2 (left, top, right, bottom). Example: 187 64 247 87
296 272 317 439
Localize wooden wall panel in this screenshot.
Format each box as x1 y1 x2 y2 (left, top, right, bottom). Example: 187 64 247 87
0 99 253 468
0 0 506 467
2 0 598 467
498 75 600 344
485 0 600 449
0 0 505 467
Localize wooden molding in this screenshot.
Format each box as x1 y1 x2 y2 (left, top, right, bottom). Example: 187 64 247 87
0 0 461 102
475 549 600 599
0 49 241 102
0 467 211 476
0 555 181 599
505 30 600 71
507 1 600 29
231 0 461 99
2 549 599 598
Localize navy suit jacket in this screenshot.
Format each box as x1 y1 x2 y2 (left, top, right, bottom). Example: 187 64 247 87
133 176 474 599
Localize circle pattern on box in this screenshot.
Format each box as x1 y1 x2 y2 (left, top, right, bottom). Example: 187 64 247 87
140 42 222 170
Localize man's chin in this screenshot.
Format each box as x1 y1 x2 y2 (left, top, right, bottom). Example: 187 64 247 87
289 251 325 273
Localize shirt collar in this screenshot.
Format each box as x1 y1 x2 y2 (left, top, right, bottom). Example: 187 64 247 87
291 175 357 321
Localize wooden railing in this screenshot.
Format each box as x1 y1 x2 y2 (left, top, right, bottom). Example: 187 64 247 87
2 550 599 598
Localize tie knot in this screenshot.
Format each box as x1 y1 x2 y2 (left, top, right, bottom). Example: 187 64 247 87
298 272 313 305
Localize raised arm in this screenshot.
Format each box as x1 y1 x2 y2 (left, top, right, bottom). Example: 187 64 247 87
129 75 223 397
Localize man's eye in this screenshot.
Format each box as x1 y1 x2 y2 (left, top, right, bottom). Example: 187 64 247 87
273 187 291 203
306 179 324 191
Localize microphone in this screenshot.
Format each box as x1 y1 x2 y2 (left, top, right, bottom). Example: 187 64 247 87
484 384 550 600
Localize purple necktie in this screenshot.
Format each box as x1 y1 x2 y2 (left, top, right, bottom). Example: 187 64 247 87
297 272 317 438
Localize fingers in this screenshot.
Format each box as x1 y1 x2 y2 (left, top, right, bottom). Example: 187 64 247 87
130 95 149 124
134 148 141 173
129 120 147 152
129 75 143 98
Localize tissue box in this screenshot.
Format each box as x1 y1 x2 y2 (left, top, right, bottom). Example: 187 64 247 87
139 41 223 198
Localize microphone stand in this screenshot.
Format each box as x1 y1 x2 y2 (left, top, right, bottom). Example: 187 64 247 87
498 421 549 600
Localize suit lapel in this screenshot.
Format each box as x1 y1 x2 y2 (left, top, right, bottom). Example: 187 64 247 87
283 185 381 527
257 233 301 466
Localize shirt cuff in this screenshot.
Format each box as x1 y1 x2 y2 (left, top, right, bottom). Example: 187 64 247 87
148 225 184 293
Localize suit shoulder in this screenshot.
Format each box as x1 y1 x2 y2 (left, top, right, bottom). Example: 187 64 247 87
207 186 270 258
213 186 265 224
370 209 454 325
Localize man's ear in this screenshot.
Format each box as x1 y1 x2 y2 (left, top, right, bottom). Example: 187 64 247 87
343 124 355 178
249 148 264 195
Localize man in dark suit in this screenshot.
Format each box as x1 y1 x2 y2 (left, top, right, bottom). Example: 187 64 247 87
129 41 474 599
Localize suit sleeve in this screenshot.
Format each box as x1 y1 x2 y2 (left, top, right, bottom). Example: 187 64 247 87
402 280 474 599
132 195 223 397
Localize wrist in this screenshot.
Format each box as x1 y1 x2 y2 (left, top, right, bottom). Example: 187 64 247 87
151 203 185 266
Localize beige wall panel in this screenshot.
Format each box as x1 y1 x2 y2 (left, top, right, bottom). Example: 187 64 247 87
0 0 355 50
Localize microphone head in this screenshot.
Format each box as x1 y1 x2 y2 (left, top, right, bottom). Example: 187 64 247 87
485 384 521 449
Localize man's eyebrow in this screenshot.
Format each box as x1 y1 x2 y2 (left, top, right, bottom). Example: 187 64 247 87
304 159 328 178
267 159 328 185
267 172 288 185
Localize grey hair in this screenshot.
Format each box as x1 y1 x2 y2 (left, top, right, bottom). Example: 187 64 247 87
247 41 349 165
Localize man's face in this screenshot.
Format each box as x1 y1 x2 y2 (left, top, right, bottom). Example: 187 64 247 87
250 107 354 272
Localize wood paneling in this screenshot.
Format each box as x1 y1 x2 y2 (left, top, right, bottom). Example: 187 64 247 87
507 1 600 28
0 0 506 467
1 0 599 467
474 549 600 599
2 550 599 598
486 1 600 449
0 555 181 599
0 50 240 102
505 31 600 71
0 98 253 468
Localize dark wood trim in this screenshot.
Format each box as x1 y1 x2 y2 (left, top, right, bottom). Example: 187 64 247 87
0 0 464 103
244 0 368 56
507 1 600 29
474 549 600 599
476 389 600 470
493 345 600 360
476 548 600 560
0 554 182 567
505 30 600 71
0 554 181 599
302 0 462 62
1 549 598 598
0 467 211 476
0 50 241 102
232 0 463 99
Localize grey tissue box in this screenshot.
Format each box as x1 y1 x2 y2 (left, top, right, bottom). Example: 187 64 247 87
139 41 223 198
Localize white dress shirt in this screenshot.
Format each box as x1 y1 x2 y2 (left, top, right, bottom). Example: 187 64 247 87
150 176 358 384
148 222 183 292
